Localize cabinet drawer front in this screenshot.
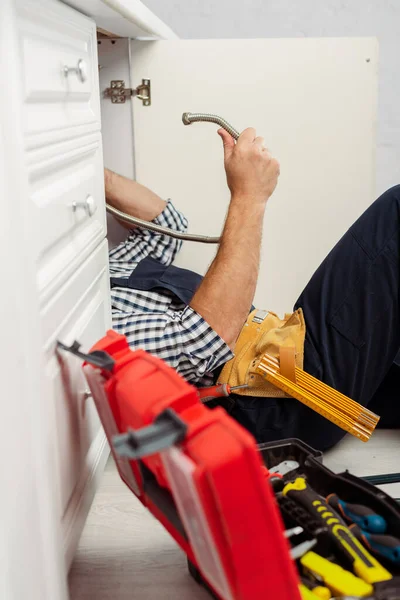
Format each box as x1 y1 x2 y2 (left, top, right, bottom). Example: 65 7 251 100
16 0 100 149
42 241 110 518
28 133 106 302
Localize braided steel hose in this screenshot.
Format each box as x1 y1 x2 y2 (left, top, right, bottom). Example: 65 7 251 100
182 112 240 140
106 112 240 242
106 204 220 244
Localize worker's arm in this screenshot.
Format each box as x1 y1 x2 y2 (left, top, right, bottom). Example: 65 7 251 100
190 128 280 350
106 168 187 268
104 168 167 223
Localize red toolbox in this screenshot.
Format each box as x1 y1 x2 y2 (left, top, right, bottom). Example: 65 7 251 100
58 330 400 600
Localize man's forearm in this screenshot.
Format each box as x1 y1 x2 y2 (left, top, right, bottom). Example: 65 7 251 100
190 125 279 350
190 196 265 349
104 168 166 223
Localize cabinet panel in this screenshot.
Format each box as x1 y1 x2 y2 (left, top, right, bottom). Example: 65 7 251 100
130 38 377 314
41 241 111 518
27 132 106 303
16 0 100 149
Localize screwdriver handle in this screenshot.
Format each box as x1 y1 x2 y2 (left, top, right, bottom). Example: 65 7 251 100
283 478 392 584
300 577 331 600
300 551 374 598
261 465 285 492
327 494 387 534
299 584 326 600
350 524 400 565
197 383 231 401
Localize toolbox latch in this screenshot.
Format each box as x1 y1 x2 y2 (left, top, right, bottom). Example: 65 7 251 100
113 409 188 459
57 340 116 371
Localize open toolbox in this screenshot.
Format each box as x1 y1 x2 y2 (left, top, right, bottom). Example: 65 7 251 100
58 331 400 600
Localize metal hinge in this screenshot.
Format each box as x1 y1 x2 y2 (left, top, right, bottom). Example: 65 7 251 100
104 78 151 106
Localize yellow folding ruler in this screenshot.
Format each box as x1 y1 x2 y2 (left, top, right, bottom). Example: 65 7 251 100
256 354 380 442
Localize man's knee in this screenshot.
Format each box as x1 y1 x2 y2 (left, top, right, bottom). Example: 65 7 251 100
374 184 400 215
382 183 400 198
349 184 400 261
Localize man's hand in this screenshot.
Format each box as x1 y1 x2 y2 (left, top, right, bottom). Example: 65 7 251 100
218 128 280 205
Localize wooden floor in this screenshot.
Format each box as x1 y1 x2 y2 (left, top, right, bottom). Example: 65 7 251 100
69 431 400 600
68 458 209 600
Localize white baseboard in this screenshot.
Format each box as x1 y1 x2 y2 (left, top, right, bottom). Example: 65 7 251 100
62 428 110 570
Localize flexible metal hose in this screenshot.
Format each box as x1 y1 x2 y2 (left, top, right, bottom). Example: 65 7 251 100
182 112 240 140
106 204 220 243
105 112 240 243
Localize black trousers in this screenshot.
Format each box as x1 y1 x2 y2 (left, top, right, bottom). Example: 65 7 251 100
229 185 400 451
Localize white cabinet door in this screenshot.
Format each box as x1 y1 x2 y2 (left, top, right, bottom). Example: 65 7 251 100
27 132 106 303
16 0 101 150
41 240 111 568
126 38 377 314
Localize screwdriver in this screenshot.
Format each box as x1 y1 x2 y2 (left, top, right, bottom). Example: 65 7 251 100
300 551 374 597
349 523 400 565
299 583 329 600
261 465 286 492
269 460 300 477
327 494 387 534
283 478 392 584
300 576 332 599
282 525 319 560
197 383 249 402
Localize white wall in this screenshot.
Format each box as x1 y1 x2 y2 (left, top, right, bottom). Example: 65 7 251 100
143 0 400 196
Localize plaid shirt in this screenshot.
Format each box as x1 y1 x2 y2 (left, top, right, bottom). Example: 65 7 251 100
109 201 233 385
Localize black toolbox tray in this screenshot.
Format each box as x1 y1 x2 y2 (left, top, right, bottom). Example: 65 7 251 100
259 438 400 538
261 438 400 574
190 438 400 593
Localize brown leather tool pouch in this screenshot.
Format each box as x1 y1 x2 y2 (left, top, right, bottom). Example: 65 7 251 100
218 308 306 398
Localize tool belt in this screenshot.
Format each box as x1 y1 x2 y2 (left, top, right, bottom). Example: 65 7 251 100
218 308 306 398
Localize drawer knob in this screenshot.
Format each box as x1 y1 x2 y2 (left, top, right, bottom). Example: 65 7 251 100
80 390 92 418
63 59 88 83
72 195 97 217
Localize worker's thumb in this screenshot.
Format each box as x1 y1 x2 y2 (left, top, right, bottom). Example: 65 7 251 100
218 128 235 160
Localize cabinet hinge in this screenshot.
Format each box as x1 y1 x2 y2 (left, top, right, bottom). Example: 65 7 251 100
104 79 151 106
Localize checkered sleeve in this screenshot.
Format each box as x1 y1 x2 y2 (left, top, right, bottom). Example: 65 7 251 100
109 200 188 268
112 305 234 384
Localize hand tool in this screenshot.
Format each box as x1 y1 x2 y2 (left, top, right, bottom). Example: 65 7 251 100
261 465 286 492
286 526 319 561
349 524 400 565
270 475 286 493
299 583 330 600
283 478 392 584
327 494 387 534
285 526 304 538
197 383 248 402
301 576 332 599
270 459 300 477
256 354 380 441
300 551 374 597
291 539 318 560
